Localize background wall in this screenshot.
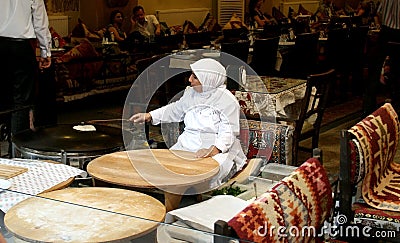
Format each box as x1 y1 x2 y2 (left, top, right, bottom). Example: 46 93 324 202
137 0 213 15
80 0 137 33
47 0 365 36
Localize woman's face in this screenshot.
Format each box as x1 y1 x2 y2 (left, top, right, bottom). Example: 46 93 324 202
114 13 123 24
189 72 202 93
256 0 263 9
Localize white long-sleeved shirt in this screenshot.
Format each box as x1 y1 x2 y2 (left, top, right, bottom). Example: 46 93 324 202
0 0 52 58
150 87 247 187
131 15 159 38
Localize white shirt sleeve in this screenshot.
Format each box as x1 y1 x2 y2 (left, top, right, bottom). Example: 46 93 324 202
214 100 241 153
32 0 52 57
148 15 160 26
150 89 190 125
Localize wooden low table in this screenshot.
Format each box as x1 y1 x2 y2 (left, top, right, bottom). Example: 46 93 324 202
4 187 166 242
87 149 220 211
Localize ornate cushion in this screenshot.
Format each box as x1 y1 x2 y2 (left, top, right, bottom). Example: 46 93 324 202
298 4 313 16
49 27 66 47
228 158 333 242
55 39 103 95
239 119 293 164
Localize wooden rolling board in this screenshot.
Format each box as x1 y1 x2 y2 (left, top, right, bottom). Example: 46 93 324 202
5 187 166 242
0 164 28 179
87 149 220 188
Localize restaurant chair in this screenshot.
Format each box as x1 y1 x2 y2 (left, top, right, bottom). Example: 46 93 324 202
272 6 288 26
184 31 212 49
298 4 313 16
0 105 33 158
325 27 352 102
154 33 183 53
337 103 400 242
348 25 369 96
284 32 319 79
385 41 400 109
214 150 333 243
220 40 250 64
222 28 249 43
280 69 335 165
134 54 167 140
250 36 280 76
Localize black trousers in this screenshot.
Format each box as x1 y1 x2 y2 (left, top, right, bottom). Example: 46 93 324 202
380 26 400 109
364 26 400 114
0 37 36 134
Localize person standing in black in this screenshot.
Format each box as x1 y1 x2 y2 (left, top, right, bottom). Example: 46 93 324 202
0 0 52 135
364 0 400 114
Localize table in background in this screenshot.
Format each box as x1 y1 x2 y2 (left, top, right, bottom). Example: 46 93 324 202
232 75 307 119
87 149 219 212
5 187 166 242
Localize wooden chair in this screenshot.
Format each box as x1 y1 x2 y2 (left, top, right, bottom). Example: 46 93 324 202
281 69 335 165
184 32 212 49
214 150 333 243
284 32 319 79
385 41 400 108
250 36 280 76
0 105 33 158
222 28 249 43
338 103 400 242
348 26 369 96
220 40 250 63
325 26 368 100
134 54 167 140
272 6 288 25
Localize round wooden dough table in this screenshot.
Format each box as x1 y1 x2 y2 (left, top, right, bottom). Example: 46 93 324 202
4 187 166 242
87 149 220 211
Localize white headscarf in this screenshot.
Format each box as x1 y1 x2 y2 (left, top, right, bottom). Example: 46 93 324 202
190 58 227 93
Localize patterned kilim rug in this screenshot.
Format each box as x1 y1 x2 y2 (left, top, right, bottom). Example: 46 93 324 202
227 158 333 242
349 103 400 211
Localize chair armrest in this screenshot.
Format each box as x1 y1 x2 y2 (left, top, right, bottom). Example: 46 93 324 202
224 158 263 185
214 220 237 243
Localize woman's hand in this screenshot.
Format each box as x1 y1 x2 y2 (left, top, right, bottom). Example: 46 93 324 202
129 113 152 123
195 146 221 158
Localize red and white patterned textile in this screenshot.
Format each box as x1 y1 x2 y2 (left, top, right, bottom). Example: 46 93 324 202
227 158 332 242
0 158 86 212
349 103 400 211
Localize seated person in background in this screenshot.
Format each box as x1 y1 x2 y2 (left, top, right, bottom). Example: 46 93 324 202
69 18 102 45
130 58 247 188
355 0 379 26
248 0 277 28
315 0 335 21
107 10 127 42
130 5 161 41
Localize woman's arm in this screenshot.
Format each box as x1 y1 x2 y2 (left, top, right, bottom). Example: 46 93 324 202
195 145 221 158
254 15 267 27
108 26 125 41
130 112 152 123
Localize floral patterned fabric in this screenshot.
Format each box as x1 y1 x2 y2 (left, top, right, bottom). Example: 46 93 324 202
239 119 293 164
